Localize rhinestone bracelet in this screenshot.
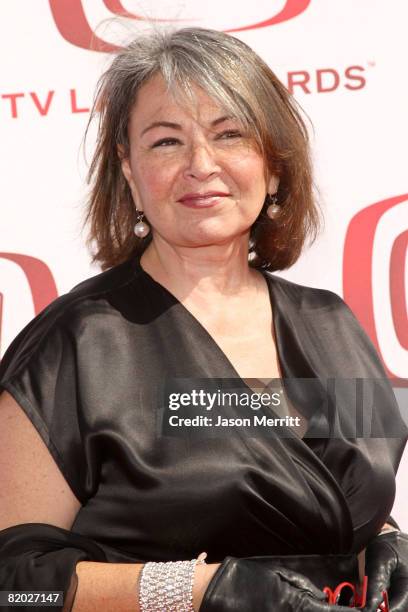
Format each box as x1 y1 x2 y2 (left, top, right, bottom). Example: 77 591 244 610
138 551 207 612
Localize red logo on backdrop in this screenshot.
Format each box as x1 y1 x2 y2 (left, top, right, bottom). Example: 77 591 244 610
343 195 408 384
0 254 58 353
48 0 311 51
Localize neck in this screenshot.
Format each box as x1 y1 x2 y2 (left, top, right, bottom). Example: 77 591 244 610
140 237 261 301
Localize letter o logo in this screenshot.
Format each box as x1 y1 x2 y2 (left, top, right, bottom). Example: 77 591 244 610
48 0 312 51
343 195 408 383
0 253 58 356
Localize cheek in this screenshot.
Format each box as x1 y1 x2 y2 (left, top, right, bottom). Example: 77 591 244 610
233 156 267 199
132 161 174 202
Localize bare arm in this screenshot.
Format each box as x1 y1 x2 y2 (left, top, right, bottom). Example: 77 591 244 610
0 391 219 611
0 391 81 530
72 560 219 612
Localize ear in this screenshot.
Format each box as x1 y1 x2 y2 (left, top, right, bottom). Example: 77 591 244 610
120 155 133 186
267 174 279 196
117 143 126 160
117 146 143 211
117 144 131 182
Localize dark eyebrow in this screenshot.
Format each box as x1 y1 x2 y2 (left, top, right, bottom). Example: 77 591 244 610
140 115 234 137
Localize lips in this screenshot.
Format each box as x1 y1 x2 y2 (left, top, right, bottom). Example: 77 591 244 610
178 191 230 201
178 191 230 208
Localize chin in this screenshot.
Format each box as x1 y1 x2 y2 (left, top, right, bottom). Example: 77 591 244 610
179 219 247 244
175 238 246 255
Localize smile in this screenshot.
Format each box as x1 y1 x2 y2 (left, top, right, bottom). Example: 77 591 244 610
178 196 226 208
178 192 230 209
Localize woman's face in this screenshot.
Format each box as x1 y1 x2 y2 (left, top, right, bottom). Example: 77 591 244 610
120 73 278 251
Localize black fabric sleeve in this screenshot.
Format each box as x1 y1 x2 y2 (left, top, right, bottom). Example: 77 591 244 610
0 523 107 611
0 303 90 504
0 305 106 610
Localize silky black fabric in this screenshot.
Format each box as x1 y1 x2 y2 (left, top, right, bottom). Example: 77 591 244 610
0 523 107 610
0 257 406 606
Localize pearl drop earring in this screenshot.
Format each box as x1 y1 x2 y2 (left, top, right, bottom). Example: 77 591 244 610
134 210 150 238
266 193 281 219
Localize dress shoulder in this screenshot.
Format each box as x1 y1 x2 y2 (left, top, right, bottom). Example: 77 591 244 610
0 259 137 380
0 259 138 503
264 271 346 311
263 271 393 381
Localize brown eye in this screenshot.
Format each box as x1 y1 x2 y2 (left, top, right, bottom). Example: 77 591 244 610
218 130 242 139
151 138 180 148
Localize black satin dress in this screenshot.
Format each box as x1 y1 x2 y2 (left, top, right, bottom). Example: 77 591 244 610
0 257 406 609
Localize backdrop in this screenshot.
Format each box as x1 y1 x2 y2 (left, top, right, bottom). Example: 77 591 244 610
1 0 407 526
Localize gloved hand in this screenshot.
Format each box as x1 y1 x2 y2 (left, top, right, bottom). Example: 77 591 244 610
199 556 353 611
364 531 408 612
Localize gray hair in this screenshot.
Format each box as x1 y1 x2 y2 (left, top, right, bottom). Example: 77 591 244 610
95 27 299 156
86 27 319 271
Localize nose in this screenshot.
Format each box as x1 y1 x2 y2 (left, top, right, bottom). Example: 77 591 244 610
183 142 221 181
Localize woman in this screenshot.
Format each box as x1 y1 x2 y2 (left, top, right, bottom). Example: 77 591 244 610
0 27 407 611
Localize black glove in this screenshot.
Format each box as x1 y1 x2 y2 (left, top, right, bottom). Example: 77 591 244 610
385 516 400 531
200 556 354 611
364 531 408 612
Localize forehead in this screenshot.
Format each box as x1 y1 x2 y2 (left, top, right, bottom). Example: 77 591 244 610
129 73 227 129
